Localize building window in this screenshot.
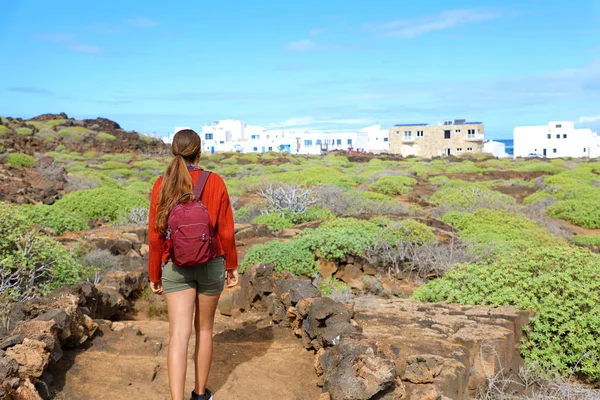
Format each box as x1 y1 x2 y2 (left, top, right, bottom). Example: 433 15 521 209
455 129 461 133
316 139 322 145
304 140 312 146
563 134 567 138
556 124 562 128
467 129 476 138
347 139 352 145
444 130 451 139
547 134 551 139
268 146 272 151
553 148 557 153
251 134 260 139
457 148 463 152
583 147 587 152
336 139 342 145
404 131 412 137
266 135 270 139
205 133 213 140
219 141 224 144
395 130 400 135
556 134 560 139
467 147 473 151
253 147 258 151
416 131 424 137
383 138 389 142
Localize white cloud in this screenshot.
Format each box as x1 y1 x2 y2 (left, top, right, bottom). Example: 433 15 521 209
268 116 374 129
67 44 105 54
364 8 502 38
578 115 600 123
126 17 159 27
286 39 321 52
308 27 328 36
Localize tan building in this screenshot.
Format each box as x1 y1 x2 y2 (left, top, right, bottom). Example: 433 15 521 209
388 119 484 157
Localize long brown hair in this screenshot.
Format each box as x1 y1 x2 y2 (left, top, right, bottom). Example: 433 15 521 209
155 129 201 234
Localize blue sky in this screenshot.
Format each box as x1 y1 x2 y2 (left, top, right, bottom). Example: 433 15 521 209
1 0 599 139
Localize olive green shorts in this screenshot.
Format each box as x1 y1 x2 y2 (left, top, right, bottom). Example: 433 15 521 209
161 256 226 295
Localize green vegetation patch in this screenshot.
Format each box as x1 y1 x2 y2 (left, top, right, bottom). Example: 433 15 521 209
53 187 149 222
276 166 355 188
5 153 34 168
97 132 117 141
0 203 87 298
16 127 33 136
572 235 600 246
100 161 129 169
370 176 417 196
240 240 317 276
59 126 90 138
0 125 10 135
428 180 515 210
18 204 88 235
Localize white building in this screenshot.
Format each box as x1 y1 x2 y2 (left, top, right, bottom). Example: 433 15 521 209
484 140 510 158
513 121 600 159
359 125 390 153
167 119 390 155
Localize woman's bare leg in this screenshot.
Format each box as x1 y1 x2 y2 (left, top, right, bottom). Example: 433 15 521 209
166 288 197 400
194 292 221 395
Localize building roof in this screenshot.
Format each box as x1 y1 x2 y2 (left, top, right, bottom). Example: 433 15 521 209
393 123 428 127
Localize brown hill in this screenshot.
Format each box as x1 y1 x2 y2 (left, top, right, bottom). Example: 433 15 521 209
0 113 166 155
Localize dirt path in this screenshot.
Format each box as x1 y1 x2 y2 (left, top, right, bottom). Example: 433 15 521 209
53 312 321 400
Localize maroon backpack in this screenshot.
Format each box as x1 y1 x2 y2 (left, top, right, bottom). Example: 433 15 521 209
163 171 219 267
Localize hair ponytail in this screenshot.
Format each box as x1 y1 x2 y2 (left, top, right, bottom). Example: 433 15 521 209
155 130 201 234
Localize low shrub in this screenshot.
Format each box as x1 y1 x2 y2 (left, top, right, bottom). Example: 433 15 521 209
251 213 293 231
18 204 88 234
571 235 600 247
414 246 600 379
5 153 34 167
319 277 351 302
0 203 86 300
429 181 515 211
220 157 238 165
53 187 149 222
115 207 149 226
132 160 164 171
445 160 484 174
16 127 33 136
239 240 317 276
80 249 120 284
369 176 417 196
59 126 89 137
0 125 10 135
82 151 97 159
547 199 600 229
105 168 137 178
100 161 129 169
97 132 117 141
277 166 355 188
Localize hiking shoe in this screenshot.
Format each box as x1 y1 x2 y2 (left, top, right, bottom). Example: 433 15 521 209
191 388 213 400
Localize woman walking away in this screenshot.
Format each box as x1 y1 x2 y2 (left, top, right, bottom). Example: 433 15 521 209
148 129 238 400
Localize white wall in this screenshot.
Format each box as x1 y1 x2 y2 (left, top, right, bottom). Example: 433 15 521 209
360 125 389 152
484 140 510 158
514 121 599 158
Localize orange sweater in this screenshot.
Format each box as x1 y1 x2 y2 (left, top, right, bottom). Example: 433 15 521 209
147 169 238 283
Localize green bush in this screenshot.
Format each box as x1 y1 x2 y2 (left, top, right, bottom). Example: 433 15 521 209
104 168 137 178
16 127 33 136
100 161 129 169
0 203 86 299
319 277 351 297
277 166 355 188
59 126 89 137
53 187 149 222
370 176 417 196
289 206 335 225
571 235 600 246
298 218 381 260
547 200 600 229
18 204 88 234
441 209 564 253
5 153 34 167
82 151 97 159
101 154 131 162
445 160 484 174
25 121 47 130
0 125 10 135
220 157 238 165
428 175 450 185
239 240 317 276
251 213 294 231
429 181 515 210
132 160 164 171
97 132 117 141
414 246 600 379
219 165 242 176
515 162 563 174
45 119 68 127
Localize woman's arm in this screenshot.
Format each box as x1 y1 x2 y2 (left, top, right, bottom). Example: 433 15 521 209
148 177 164 283
216 178 238 270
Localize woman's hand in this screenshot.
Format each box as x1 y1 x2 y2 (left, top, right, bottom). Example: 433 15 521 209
226 269 239 288
150 281 163 295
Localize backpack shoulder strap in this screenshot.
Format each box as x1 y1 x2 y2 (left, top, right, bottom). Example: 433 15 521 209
193 170 211 200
